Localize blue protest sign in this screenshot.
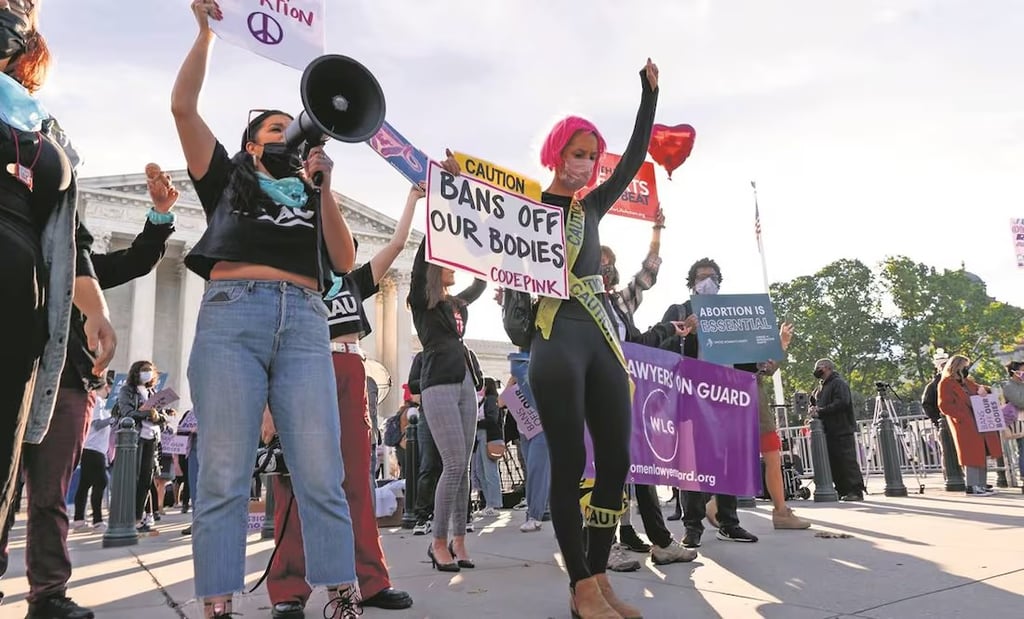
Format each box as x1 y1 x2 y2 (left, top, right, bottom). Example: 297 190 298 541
689 293 784 365
366 121 430 185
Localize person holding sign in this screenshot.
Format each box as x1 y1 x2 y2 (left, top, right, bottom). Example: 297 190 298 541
999 362 1024 487
527 59 659 619
938 355 1002 496
408 224 487 572
171 2 361 616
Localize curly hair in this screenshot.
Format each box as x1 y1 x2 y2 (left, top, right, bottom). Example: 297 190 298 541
686 258 723 290
8 29 51 93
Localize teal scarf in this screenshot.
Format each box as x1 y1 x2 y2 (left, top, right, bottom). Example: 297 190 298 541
257 173 309 209
0 71 47 132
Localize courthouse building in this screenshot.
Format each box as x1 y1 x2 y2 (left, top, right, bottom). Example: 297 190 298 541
79 169 515 420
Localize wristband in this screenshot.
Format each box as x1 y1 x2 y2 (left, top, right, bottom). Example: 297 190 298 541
147 208 176 225
653 224 665 230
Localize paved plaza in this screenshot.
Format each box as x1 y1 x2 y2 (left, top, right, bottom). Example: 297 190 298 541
2 480 1021 618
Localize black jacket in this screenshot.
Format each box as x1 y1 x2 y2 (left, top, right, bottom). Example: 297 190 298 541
408 240 486 391
62 220 174 391
920 373 942 424
658 301 700 358
408 353 423 395
477 393 504 442
815 372 857 436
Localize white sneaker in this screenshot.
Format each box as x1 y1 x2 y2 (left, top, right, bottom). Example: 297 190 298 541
512 499 528 511
475 507 500 517
71 520 89 531
519 518 542 533
93 522 108 532
412 520 432 535
607 543 641 572
651 542 698 565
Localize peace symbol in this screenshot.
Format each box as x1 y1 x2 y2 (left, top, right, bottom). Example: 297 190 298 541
247 11 284 46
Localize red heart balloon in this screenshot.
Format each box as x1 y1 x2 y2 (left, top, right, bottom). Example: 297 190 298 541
648 124 696 179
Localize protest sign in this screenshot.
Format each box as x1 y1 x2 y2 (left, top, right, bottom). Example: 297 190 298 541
141 388 180 412
689 293 785 365
579 152 660 221
177 410 198 434
1011 218 1024 268
425 160 568 298
367 121 431 186
585 342 761 496
454 152 542 200
500 382 543 439
970 394 1007 432
161 434 190 456
210 0 325 70
106 373 168 411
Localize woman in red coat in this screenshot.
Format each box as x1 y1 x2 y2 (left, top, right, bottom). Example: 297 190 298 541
937 355 1003 495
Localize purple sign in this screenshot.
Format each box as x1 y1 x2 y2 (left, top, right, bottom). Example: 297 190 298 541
585 342 761 496
366 121 430 186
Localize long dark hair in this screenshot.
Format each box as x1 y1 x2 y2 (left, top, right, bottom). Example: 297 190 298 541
128 360 157 387
423 264 451 310
484 376 499 397
228 110 309 217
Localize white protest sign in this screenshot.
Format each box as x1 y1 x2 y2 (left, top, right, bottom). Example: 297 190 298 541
211 0 325 70
161 434 190 456
500 382 543 439
425 161 568 299
970 394 1007 432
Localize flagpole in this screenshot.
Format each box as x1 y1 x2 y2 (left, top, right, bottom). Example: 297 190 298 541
753 181 787 409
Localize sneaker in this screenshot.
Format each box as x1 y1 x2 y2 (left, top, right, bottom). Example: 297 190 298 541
412 519 431 536
26 594 94 619
681 529 702 548
519 518 542 533
93 522 108 533
181 526 192 536
475 507 500 518
136 523 151 533
717 526 759 543
466 521 475 533
966 485 995 496
618 525 651 553
840 492 865 502
772 507 811 530
512 499 528 511
651 541 698 565
606 543 641 572
71 520 89 531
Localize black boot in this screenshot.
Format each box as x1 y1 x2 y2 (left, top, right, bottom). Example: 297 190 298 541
26 595 94 619
618 525 651 553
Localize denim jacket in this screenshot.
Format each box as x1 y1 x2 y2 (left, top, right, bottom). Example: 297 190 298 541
23 178 79 444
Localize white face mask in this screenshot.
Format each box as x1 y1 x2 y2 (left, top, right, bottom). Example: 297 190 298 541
558 157 595 191
139 371 154 383
694 277 720 296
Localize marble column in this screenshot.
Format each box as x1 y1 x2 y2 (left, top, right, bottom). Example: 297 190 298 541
127 269 157 364
394 272 413 404
177 248 204 413
90 230 112 254
380 276 398 415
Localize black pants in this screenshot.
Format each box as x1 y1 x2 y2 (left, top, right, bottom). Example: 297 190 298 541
682 491 740 534
415 411 442 521
826 433 865 496
529 316 632 585
135 437 158 521
633 484 672 548
73 449 108 524
179 454 191 509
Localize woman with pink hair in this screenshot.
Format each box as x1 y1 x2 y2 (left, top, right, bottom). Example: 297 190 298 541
528 59 659 619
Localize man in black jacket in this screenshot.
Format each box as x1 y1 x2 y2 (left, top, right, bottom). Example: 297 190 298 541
0 168 177 619
811 359 866 501
408 353 441 535
920 349 949 426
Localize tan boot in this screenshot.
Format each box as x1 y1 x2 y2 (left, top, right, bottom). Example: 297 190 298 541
594 573 642 619
772 507 811 530
570 576 622 619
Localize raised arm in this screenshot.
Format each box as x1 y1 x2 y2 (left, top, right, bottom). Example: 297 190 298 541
456 278 488 305
408 239 428 311
171 1 221 180
587 60 660 217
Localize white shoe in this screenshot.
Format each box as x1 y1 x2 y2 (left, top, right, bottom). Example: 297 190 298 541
651 542 698 565
412 520 432 535
71 520 89 531
519 518 542 532
606 543 641 572
475 507 500 517
512 499 528 511
93 522 108 532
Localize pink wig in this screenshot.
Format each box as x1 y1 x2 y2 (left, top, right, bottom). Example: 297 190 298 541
540 116 607 186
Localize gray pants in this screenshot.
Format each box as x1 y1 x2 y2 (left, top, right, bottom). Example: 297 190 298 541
422 373 478 539
965 465 988 488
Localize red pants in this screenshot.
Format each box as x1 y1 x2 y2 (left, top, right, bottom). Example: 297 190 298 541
267 352 391 604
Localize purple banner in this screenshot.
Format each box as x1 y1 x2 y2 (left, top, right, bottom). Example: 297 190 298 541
585 342 761 496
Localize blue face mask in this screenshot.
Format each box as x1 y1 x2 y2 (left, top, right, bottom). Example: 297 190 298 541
0 71 47 132
257 172 309 209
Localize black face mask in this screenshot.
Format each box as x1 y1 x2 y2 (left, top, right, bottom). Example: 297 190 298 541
0 8 30 62
813 368 825 379
959 368 969 379
600 264 619 288
258 142 303 179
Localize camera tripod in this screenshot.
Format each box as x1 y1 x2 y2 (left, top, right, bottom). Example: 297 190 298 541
862 382 926 494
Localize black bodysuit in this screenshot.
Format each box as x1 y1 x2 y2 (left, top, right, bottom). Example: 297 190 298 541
527 71 658 585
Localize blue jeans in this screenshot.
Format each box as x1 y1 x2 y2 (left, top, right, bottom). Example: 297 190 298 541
1017 437 1023 480
508 353 550 522
473 429 502 509
187 433 199 510
188 281 355 598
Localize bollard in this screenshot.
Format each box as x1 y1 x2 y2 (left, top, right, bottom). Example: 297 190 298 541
103 418 140 548
261 474 275 539
809 417 839 502
401 412 420 529
878 415 908 497
938 418 966 492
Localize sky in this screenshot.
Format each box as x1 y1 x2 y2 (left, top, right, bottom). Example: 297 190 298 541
36 0 1024 343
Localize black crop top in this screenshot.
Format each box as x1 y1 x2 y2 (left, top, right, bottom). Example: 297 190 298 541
540 70 659 320
185 142 324 283
325 262 378 339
